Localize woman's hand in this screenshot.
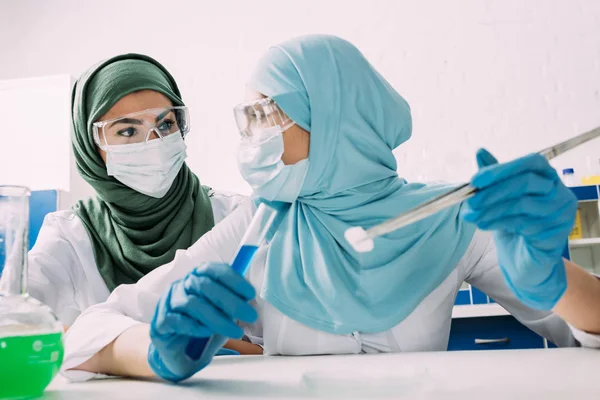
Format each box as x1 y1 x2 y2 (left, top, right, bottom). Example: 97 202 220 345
461 149 577 310
224 339 264 355
148 262 258 382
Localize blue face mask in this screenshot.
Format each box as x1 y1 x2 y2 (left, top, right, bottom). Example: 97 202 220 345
237 126 309 203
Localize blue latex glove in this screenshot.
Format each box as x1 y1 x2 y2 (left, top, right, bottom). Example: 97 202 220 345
148 262 258 382
461 149 577 310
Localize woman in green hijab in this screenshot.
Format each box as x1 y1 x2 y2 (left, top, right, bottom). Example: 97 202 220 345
26 54 258 355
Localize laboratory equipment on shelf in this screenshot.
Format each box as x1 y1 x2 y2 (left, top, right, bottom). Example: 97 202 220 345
562 168 576 187
0 186 63 399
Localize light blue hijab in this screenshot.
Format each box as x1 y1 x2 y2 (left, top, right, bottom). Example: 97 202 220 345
250 35 476 335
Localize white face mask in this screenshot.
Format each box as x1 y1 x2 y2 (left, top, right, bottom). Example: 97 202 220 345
105 132 187 198
237 126 309 203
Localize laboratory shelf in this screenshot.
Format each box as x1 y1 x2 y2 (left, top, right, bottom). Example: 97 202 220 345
570 185 599 201
452 303 509 319
568 238 600 248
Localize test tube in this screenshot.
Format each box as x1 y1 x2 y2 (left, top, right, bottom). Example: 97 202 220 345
185 202 281 361
229 202 278 276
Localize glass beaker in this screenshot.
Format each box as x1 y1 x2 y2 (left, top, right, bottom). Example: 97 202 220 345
0 186 63 399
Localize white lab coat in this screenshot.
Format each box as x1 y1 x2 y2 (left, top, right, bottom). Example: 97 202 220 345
61 198 600 381
27 190 247 327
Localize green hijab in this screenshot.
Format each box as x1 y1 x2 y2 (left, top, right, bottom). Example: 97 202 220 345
71 53 215 291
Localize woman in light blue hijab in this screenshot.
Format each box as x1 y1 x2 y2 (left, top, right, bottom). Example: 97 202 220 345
240 35 476 334
64 35 600 382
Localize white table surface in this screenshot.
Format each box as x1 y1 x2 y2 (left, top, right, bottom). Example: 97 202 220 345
44 348 598 400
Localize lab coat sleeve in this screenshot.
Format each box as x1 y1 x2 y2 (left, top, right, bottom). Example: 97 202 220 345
27 213 81 326
209 191 248 224
464 231 600 348
240 297 265 347
61 198 257 381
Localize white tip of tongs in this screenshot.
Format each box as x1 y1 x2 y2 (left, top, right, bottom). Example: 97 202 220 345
344 226 375 253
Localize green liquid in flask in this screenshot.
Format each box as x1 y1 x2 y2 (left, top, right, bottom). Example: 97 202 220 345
0 332 64 399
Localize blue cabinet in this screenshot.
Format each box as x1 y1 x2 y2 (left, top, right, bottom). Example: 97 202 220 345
448 316 549 351
453 285 494 307
29 190 58 249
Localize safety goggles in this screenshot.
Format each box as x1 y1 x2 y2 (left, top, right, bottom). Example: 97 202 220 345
233 97 294 139
93 106 190 150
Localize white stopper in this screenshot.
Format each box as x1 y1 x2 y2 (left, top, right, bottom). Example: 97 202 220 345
344 226 375 253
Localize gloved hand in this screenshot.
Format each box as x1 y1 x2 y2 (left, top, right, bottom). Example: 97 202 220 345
461 149 577 310
148 262 258 382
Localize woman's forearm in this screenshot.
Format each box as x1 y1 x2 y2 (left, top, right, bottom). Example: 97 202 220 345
227 338 264 355
74 324 263 378
553 259 600 334
76 323 155 378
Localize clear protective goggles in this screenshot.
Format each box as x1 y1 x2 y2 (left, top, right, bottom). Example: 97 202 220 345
233 97 294 139
92 106 190 149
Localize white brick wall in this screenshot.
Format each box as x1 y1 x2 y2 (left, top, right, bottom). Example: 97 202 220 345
1 0 599 206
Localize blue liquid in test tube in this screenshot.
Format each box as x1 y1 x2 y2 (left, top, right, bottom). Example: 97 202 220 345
185 202 280 361
230 245 259 276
